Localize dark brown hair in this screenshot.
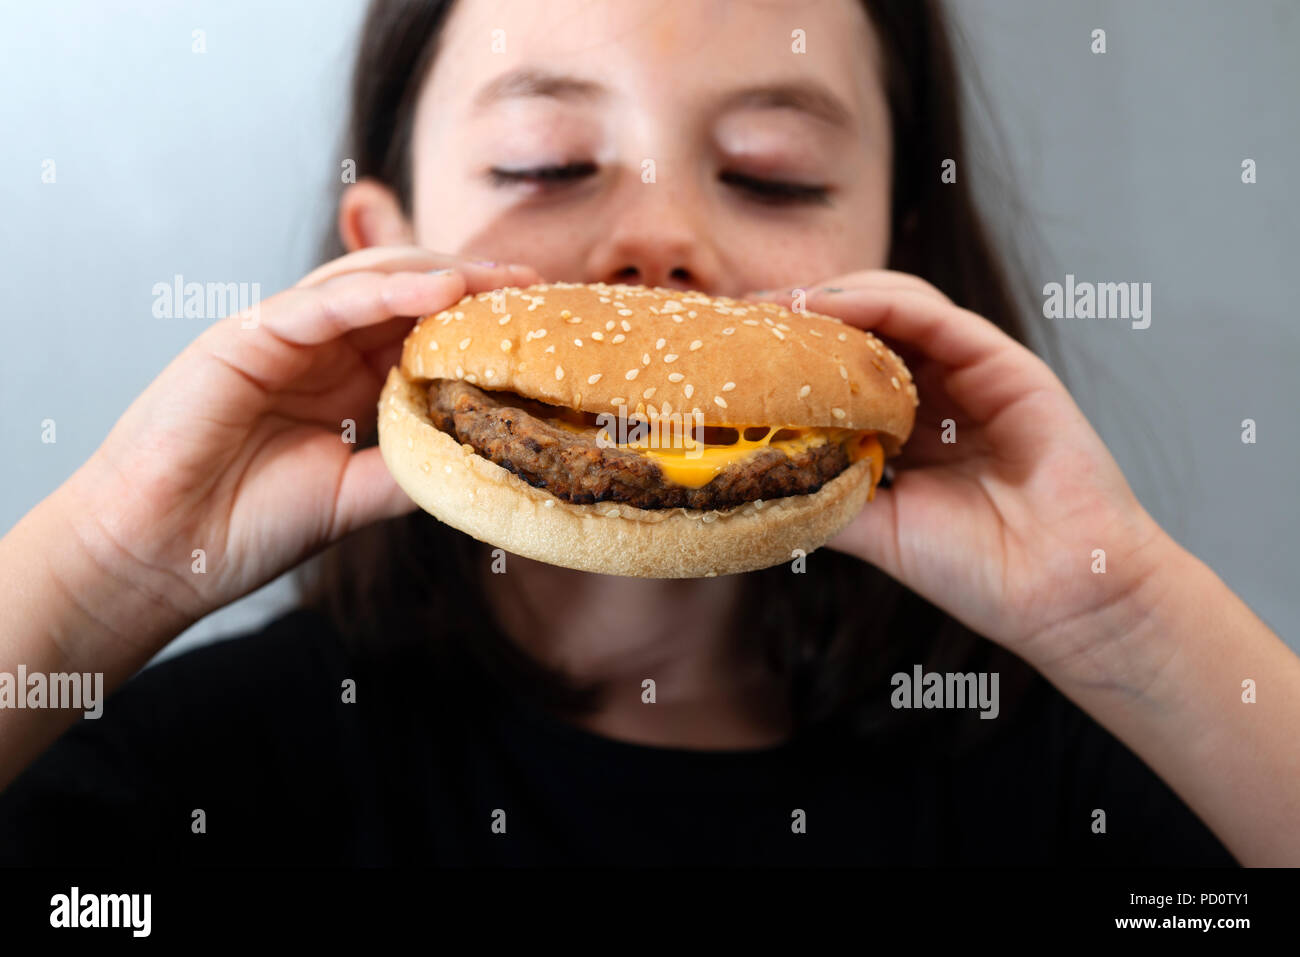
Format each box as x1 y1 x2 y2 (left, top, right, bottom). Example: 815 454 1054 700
301 0 1055 746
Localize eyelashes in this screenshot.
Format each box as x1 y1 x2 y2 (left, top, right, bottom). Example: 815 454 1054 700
716 170 831 206
488 162 598 187
487 163 831 206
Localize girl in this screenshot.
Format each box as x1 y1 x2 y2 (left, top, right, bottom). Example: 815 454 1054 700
1 0 1295 865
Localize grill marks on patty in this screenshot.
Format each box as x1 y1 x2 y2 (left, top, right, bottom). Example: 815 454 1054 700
427 379 850 510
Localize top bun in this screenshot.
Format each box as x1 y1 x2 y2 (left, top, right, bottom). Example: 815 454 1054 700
400 282 917 452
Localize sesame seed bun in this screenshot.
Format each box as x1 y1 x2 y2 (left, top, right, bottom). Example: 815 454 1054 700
398 282 917 454
379 281 917 578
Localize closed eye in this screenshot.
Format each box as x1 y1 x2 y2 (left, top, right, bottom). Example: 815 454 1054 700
719 171 830 206
486 163 831 206
487 162 597 187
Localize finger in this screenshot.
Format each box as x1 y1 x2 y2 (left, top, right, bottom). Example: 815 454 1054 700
824 483 903 583
777 284 1022 373
331 445 419 539
297 246 542 291
296 246 453 287
745 269 953 304
264 269 471 346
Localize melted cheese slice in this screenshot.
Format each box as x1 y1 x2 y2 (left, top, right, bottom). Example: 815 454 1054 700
618 425 884 493
542 414 886 494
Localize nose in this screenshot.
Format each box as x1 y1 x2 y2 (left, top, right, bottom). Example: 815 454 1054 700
586 175 721 292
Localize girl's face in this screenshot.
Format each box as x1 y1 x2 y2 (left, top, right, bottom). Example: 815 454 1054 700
406 0 893 296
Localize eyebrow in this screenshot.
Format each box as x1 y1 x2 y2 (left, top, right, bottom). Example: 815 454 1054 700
473 68 854 129
473 68 606 108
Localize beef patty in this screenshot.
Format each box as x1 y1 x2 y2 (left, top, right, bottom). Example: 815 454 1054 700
427 379 850 510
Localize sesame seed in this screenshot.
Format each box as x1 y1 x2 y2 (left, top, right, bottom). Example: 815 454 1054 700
618 309 633 316
612 334 626 343
612 397 625 405
689 340 702 351
743 319 759 326
722 381 735 391
664 354 678 363
605 320 615 331
839 365 848 379
672 316 684 323
588 373 603 384
591 331 604 341
444 464 453 474
543 498 555 508
560 309 572 318
771 328 785 340
625 369 639 380
574 338 583 347
684 384 694 398
808 328 823 338
642 387 656 399
837 332 847 341
544 344 555 354
465 373 478 384
668 372 684 382
656 338 666 350
890 376 901 390
777 323 790 331
798 384 811 398
485 368 495 378
454 311 464 320
429 340 439 350
621 320 632 331
565 316 582 324
455 365 464 377
722 327 735 335
459 337 471 350
555 365 564 380
831 407 846 419
498 314 512 325
500 340 511 351
535 328 548 338
642 353 651 366
687 310 697 318
714 395 727 408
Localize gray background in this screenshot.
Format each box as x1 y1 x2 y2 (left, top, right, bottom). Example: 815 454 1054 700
2 0 1295 663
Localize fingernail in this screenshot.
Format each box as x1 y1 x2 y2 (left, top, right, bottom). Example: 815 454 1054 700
428 267 454 275
474 259 498 267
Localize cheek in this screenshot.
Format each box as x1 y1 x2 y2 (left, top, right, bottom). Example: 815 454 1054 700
720 205 891 289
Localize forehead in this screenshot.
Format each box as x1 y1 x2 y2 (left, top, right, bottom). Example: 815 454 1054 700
422 0 884 127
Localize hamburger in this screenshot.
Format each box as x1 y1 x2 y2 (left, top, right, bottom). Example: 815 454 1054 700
377 282 916 578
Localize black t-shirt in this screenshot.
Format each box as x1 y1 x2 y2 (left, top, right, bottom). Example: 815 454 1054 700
0 608 1236 866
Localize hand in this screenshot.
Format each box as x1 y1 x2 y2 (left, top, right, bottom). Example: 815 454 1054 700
747 272 1175 690
71 247 540 649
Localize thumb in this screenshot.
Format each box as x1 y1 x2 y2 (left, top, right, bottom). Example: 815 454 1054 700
332 446 419 539
824 483 903 581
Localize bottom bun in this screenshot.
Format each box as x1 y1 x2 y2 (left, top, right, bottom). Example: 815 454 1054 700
377 368 875 578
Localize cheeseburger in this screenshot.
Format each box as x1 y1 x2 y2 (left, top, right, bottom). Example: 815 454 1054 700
377 282 916 578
